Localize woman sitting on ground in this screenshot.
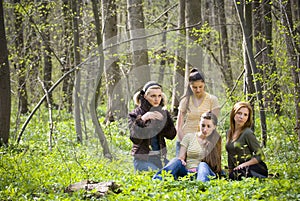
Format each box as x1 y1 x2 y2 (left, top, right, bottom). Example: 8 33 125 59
226 101 268 180
153 111 222 182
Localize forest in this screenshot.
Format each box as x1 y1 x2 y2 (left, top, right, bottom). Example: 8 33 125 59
0 0 299 200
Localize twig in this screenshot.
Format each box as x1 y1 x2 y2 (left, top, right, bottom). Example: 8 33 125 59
37 77 53 151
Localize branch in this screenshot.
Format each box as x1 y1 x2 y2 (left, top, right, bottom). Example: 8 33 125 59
147 3 178 27
104 21 202 51
16 67 77 144
37 77 54 150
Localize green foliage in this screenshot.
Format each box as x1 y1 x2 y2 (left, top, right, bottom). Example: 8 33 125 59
1 108 300 200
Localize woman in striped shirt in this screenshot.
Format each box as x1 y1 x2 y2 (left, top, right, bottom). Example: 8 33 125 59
153 112 222 182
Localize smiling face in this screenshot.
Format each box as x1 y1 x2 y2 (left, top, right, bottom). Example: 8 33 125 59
199 118 216 137
144 88 162 107
190 80 205 98
234 107 249 129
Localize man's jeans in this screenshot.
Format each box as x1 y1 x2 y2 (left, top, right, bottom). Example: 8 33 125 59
175 141 181 157
134 155 163 172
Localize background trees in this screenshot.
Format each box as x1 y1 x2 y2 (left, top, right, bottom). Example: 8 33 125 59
0 0 300 200
2 0 299 147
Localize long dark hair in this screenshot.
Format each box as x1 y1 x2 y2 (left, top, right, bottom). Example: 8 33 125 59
200 112 222 173
180 68 205 111
226 101 253 143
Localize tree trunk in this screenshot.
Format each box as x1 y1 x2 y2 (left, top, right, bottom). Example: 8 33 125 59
127 0 150 87
234 0 267 147
215 0 234 90
102 0 126 123
62 0 74 113
171 0 185 115
71 0 83 143
14 0 28 114
157 0 169 85
0 0 11 146
91 0 112 159
280 0 300 145
40 1 54 107
243 1 256 130
185 0 203 84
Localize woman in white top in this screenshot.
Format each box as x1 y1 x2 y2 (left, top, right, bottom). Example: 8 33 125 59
176 68 220 156
153 112 222 182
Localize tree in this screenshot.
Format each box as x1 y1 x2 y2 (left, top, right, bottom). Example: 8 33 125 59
215 0 234 91
171 0 185 115
233 0 267 146
127 0 150 86
71 0 83 142
14 0 28 114
279 0 300 144
0 0 11 146
185 0 202 78
90 0 112 159
40 0 54 107
61 0 75 112
102 0 125 123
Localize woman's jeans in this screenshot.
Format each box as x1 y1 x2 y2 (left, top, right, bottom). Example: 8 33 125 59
134 155 163 172
153 158 216 182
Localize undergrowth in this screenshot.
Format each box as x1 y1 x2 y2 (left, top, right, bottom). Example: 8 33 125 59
0 109 300 200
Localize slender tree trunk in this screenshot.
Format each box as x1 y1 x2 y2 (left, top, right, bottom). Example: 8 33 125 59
0 0 11 146
185 0 202 84
40 1 54 107
171 0 185 115
14 0 28 114
127 0 150 86
280 0 300 145
157 0 170 85
62 0 74 112
91 0 112 159
234 0 267 146
71 0 83 143
102 0 125 123
243 2 256 131
216 0 234 90
263 0 281 114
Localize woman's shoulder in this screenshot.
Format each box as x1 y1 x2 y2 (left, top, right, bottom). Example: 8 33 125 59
241 127 254 138
206 92 218 100
183 132 197 140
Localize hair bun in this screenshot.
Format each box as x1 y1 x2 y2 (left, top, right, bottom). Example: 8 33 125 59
190 68 199 73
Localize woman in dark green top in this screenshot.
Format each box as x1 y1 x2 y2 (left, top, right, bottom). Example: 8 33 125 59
226 102 268 180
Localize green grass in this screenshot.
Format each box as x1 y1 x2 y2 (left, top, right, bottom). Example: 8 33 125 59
1 109 300 200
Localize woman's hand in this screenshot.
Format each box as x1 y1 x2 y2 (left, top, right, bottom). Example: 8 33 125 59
233 158 259 171
178 158 186 166
233 163 247 170
141 111 163 121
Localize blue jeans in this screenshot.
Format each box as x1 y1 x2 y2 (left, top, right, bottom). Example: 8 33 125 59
153 158 189 180
175 141 181 157
153 159 216 182
134 155 163 172
197 162 216 182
